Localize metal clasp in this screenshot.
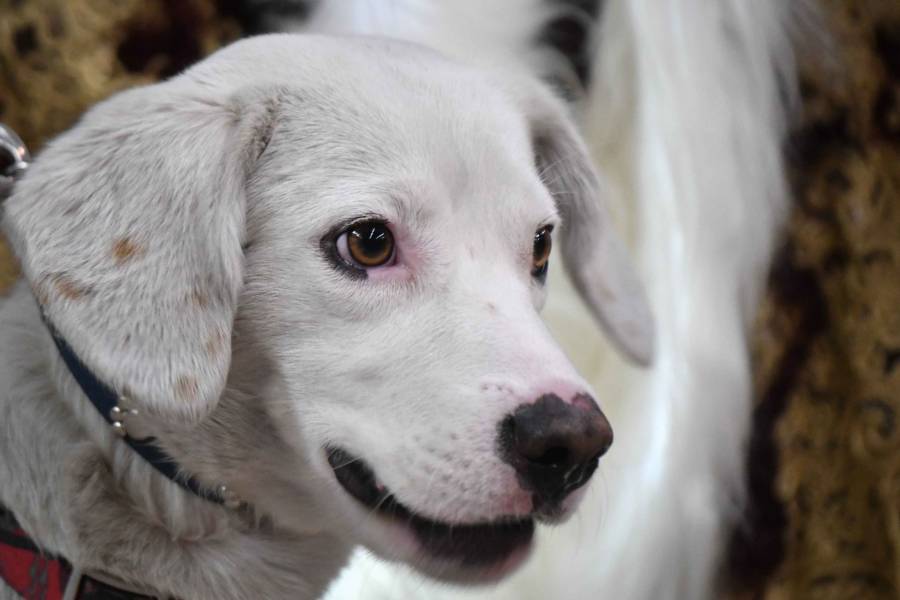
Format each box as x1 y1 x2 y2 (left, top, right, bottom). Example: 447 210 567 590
0 123 31 202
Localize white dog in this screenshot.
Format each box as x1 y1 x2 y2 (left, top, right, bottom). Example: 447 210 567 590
0 31 655 599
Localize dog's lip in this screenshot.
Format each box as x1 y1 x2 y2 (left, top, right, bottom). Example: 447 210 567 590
326 447 535 568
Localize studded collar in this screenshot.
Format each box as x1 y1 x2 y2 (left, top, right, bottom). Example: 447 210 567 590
43 315 239 507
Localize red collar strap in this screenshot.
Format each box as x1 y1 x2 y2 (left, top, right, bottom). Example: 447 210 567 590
0 506 155 600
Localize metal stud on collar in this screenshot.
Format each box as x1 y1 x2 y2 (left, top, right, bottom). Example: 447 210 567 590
109 396 140 438
0 123 30 202
216 485 245 510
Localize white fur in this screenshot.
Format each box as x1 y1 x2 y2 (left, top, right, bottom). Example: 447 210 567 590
1 33 653 599
319 1 805 599
273 0 585 91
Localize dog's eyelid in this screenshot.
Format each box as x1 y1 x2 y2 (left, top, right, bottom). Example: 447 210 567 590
536 211 560 231
318 213 389 247
335 212 392 232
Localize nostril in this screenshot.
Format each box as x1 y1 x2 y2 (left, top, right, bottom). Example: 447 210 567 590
530 446 570 468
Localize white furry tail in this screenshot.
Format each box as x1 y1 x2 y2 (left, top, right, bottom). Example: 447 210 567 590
529 1 802 598
276 0 597 95
293 1 804 598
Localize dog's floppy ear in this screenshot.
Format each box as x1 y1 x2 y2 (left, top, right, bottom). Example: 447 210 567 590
516 82 655 365
4 83 272 425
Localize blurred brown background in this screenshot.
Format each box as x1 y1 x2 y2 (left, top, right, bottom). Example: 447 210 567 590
1 0 899 598
734 1 900 598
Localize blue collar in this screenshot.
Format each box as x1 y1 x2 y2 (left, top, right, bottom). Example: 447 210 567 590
43 315 227 506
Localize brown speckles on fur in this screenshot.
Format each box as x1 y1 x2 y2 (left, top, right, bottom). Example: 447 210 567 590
205 330 228 357
191 287 208 308
0 236 20 296
175 375 199 402
111 237 143 264
30 282 50 307
50 272 91 300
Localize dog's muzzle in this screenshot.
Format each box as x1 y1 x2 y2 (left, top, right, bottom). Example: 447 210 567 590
327 448 535 567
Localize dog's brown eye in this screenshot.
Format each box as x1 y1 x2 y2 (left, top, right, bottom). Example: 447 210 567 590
532 226 552 280
339 221 395 268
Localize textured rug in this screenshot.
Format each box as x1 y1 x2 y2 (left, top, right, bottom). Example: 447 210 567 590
732 1 900 598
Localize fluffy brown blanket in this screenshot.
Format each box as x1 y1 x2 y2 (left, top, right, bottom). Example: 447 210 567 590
735 1 900 598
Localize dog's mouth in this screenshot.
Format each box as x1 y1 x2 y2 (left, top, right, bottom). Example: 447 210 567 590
326 447 535 568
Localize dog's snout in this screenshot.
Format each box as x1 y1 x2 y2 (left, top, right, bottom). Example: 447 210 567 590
498 393 612 507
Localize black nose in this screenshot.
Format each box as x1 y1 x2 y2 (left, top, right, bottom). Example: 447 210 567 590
498 393 613 508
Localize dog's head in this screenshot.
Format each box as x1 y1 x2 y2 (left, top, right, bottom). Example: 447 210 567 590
4 35 653 582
